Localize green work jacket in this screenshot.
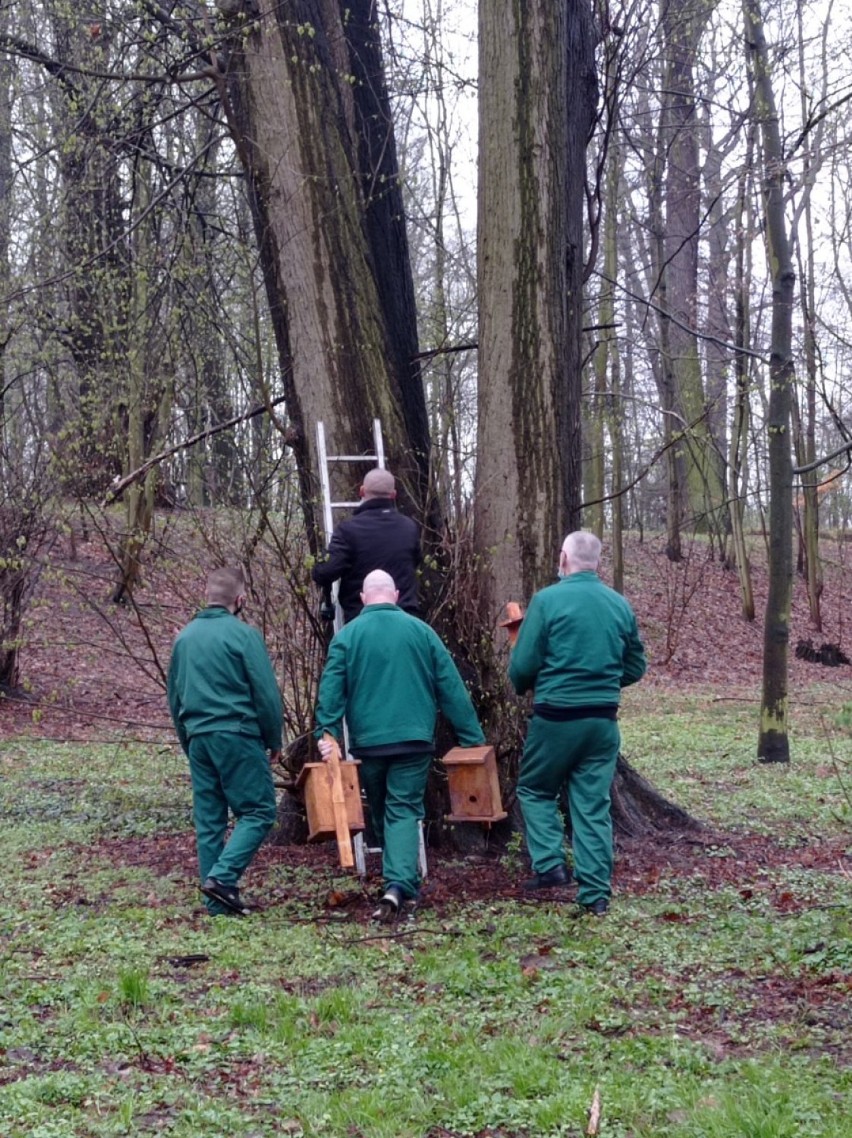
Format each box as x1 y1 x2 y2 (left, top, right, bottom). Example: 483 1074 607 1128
509 572 646 707
314 604 485 752
167 606 283 754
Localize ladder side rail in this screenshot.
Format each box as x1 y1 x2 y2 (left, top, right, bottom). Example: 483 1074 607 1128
372 418 386 469
315 422 337 544
316 421 370 873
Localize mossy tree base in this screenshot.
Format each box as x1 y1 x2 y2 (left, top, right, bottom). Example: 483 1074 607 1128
610 754 704 838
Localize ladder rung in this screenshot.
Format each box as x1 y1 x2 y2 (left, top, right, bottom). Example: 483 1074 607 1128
329 500 363 509
326 454 380 463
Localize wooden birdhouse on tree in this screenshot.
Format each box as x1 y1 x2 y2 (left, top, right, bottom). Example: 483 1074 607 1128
442 745 507 824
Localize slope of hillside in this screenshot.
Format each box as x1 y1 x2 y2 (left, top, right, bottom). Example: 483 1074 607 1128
3 527 852 743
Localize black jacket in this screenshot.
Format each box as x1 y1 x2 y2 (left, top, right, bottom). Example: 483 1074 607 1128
312 497 422 621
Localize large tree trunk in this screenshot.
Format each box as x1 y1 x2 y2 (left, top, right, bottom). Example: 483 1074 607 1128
659 0 725 544
604 153 626 596
0 0 9 491
791 36 823 630
744 0 795 764
729 160 756 620
475 0 597 622
346 0 431 507
646 97 684 562
52 7 128 497
220 0 430 531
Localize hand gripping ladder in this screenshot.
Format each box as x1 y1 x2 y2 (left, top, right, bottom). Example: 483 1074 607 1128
315 419 427 880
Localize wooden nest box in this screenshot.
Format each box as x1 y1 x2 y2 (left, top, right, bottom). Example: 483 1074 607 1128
443 745 507 824
296 761 366 843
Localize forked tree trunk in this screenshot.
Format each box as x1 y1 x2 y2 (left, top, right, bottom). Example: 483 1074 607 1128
220 0 430 531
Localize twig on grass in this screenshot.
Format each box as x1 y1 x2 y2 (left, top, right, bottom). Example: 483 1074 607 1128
586 1085 602 1136
330 925 450 945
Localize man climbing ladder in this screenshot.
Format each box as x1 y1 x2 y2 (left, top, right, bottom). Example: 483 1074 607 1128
312 428 422 623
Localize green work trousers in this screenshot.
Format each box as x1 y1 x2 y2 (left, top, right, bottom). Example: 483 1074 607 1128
187 733 277 914
359 752 432 900
517 716 620 907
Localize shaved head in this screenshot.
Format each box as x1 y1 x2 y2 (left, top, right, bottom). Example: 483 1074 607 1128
361 467 395 499
361 569 398 606
206 567 245 608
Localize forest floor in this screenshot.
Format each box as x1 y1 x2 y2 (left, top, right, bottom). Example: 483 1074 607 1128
1 526 851 1134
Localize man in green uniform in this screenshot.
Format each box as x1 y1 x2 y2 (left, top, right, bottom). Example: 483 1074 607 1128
509 531 646 916
167 567 282 916
315 569 485 921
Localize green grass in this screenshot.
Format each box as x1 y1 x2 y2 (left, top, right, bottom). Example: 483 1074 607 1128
0 713 850 1138
622 686 852 835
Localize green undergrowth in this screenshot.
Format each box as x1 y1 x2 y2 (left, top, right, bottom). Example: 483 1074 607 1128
1 708 850 1138
621 685 852 835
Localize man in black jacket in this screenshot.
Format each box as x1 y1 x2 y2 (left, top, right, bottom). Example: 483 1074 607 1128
312 467 422 622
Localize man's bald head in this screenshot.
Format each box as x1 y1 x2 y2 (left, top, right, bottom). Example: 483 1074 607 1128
361 467 396 499
361 569 399 607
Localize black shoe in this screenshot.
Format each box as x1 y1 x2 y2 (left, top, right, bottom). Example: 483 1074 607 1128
574 897 609 917
201 877 250 916
522 865 573 892
371 884 403 924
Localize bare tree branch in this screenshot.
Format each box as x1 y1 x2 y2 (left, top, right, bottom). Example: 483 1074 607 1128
102 395 288 506
794 438 852 476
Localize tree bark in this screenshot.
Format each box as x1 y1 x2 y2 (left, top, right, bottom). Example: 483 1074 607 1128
221 0 430 532
475 0 597 623
791 0 824 631
51 8 128 496
659 0 725 544
611 755 703 838
0 0 9 491
346 0 431 506
744 0 795 764
729 159 756 620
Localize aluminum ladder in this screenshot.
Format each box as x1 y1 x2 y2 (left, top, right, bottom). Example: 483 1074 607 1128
315 419 427 880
